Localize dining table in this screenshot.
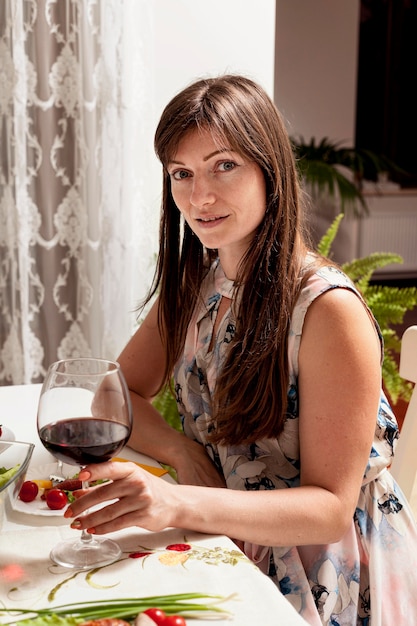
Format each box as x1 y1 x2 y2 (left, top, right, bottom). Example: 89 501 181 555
0 383 308 625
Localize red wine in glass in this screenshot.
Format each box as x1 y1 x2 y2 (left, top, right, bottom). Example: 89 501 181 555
39 418 131 466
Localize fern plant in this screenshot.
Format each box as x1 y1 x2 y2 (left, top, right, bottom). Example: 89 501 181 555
318 213 417 404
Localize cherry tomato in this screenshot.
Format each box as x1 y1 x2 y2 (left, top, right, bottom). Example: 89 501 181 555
46 488 68 510
143 608 167 624
19 480 39 503
164 617 186 626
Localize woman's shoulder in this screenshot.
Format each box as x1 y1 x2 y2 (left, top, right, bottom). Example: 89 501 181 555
291 261 365 337
302 258 357 293
288 261 378 376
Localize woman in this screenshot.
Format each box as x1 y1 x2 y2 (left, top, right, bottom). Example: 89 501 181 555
65 75 417 625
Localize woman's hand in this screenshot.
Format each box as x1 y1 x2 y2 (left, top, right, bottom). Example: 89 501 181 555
174 439 226 488
64 461 180 535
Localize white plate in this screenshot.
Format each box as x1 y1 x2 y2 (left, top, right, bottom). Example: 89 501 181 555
10 461 79 517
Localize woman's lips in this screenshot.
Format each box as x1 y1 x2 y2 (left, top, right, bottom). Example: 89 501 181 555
196 215 228 228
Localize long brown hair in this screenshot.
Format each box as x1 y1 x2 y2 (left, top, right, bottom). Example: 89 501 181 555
145 74 316 444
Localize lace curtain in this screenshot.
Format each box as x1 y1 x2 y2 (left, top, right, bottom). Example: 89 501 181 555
0 0 158 385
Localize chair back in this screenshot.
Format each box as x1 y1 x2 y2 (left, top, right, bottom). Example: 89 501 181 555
390 325 417 500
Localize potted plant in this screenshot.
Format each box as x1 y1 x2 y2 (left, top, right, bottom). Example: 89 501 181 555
291 136 410 267
291 136 401 216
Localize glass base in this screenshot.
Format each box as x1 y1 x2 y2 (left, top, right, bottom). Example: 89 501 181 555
50 536 122 570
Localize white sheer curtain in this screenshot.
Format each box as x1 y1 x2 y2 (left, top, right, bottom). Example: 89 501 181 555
0 0 158 385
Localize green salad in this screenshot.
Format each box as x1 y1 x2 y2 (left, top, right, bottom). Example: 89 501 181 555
0 464 20 489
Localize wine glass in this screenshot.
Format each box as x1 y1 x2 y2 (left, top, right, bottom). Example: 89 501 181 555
37 357 133 570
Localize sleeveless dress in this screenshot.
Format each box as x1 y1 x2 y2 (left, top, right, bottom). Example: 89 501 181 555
173 258 417 626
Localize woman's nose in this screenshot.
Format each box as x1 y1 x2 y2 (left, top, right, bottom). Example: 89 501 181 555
189 176 216 207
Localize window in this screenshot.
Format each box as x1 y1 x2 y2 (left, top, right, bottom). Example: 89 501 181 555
356 0 417 187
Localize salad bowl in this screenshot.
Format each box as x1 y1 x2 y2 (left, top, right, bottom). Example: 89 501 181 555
0 440 35 526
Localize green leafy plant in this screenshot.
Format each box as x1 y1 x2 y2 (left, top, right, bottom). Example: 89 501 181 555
318 213 417 404
152 385 181 480
292 136 402 216
152 384 182 432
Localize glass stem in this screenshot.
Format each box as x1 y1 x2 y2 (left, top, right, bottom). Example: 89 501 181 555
80 478 93 544
57 459 64 477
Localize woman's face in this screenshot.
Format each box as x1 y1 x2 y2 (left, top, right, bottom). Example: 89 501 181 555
167 128 266 277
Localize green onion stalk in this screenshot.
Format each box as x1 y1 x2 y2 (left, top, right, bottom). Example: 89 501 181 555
0 592 234 624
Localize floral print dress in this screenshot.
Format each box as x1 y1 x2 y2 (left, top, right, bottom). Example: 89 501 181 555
173 259 417 625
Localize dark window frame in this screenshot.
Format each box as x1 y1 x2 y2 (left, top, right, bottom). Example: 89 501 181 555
356 0 417 187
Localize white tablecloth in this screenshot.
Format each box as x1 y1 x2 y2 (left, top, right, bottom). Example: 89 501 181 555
0 384 308 625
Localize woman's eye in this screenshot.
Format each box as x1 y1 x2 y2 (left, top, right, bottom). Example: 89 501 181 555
171 170 190 181
218 161 236 172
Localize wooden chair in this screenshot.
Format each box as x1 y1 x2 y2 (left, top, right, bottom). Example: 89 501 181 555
390 325 417 500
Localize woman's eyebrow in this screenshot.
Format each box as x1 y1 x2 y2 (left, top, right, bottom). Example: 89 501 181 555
203 148 234 161
168 148 234 167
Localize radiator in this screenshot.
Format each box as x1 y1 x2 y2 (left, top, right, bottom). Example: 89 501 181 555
358 194 417 278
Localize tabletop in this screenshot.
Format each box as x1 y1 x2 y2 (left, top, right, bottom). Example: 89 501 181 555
0 383 308 625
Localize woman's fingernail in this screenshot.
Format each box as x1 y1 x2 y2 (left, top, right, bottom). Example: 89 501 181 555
70 519 82 529
64 508 73 518
87 527 96 534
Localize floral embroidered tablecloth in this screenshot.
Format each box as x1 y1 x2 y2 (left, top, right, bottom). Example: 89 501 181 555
0 525 307 625
0 384 307 625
